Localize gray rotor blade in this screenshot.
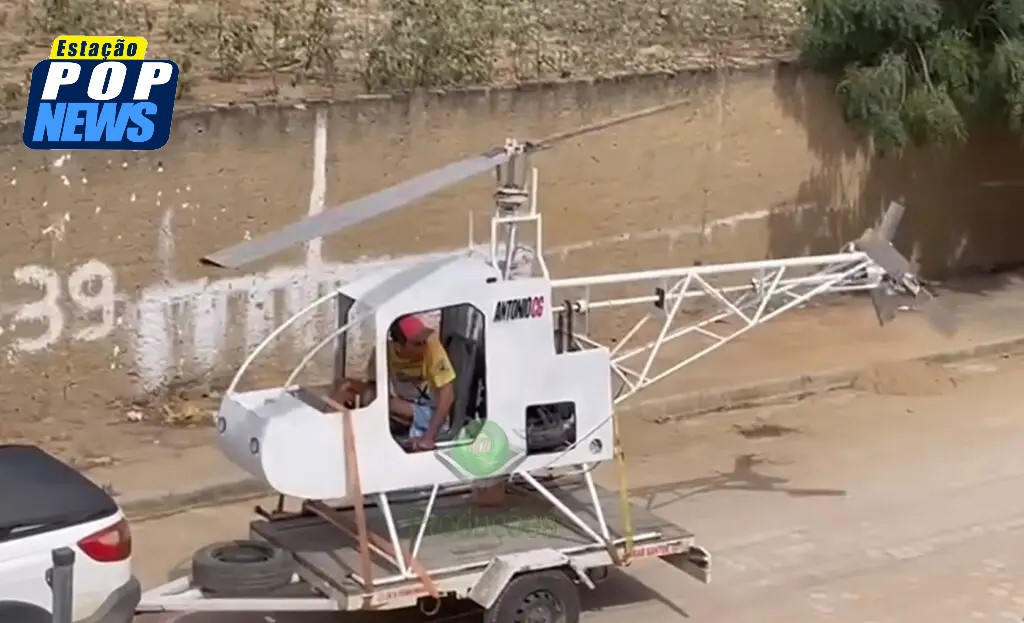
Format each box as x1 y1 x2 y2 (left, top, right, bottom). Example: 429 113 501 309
856 234 913 279
201 148 513 269
877 202 905 242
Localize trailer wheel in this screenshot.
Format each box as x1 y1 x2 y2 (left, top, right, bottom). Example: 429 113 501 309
191 540 292 595
484 569 581 623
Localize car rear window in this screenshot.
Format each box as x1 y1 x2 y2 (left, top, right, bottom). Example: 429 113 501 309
0 445 118 541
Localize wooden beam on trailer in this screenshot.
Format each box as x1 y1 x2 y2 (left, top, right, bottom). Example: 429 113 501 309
316 391 376 601
311 392 441 600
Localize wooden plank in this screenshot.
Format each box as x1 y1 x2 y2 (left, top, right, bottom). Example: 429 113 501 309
312 390 440 600
306 501 441 599
318 391 374 594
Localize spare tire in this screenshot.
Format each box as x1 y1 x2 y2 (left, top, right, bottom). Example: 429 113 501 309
192 540 293 595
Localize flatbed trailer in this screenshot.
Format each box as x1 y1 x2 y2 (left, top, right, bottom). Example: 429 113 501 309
137 479 710 621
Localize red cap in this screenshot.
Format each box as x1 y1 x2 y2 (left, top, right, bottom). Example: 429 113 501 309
397 315 429 340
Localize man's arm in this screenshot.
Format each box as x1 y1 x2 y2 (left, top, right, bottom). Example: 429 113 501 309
420 338 457 443
330 351 379 408
424 381 455 441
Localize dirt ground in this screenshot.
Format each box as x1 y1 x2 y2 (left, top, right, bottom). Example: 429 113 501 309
131 351 1024 622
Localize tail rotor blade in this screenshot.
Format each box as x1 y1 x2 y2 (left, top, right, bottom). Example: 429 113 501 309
869 285 900 327
877 201 905 242
917 295 959 337
201 148 514 269
855 225 959 337
855 234 913 279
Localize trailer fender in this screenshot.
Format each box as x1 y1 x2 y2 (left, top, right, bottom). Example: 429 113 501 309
468 548 593 609
662 545 712 584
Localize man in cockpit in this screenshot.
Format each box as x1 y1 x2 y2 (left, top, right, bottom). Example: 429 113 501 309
334 314 456 452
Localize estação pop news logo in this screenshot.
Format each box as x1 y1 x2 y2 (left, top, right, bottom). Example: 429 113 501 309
22 36 179 150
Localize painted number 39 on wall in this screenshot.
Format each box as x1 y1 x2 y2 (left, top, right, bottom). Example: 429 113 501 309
2 260 117 353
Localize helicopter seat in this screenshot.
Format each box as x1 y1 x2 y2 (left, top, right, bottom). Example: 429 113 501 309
434 332 484 443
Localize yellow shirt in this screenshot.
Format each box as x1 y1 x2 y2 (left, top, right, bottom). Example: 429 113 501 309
386 334 456 403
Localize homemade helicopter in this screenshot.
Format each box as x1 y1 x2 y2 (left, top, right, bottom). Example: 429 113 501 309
138 103 956 622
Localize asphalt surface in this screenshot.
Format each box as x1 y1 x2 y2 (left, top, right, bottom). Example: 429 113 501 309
133 356 1024 622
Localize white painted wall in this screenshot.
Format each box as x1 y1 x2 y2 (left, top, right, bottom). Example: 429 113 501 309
0 260 118 362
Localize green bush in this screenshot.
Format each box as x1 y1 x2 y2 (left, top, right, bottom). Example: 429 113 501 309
796 0 1024 152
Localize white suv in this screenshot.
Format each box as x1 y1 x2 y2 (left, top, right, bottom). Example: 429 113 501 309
0 445 140 622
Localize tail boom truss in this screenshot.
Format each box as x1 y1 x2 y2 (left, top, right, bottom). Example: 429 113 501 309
550 251 885 405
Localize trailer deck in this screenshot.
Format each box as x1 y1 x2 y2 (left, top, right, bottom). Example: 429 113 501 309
254 481 691 592
139 479 707 615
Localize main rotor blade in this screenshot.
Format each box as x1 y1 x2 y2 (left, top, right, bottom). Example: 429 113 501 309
201 148 513 269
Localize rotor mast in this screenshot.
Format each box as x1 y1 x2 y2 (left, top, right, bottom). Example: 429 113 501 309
490 139 547 280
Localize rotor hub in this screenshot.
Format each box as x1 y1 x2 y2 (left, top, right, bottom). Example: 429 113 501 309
494 137 532 216
495 186 529 215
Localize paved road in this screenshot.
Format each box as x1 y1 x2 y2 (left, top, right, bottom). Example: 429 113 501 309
134 356 1024 622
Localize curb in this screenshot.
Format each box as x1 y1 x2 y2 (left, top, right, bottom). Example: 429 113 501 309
625 334 1024 423
122 333 1024 522
122 478 272 522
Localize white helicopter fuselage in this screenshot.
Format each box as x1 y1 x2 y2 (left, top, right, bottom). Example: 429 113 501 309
216 253 614 500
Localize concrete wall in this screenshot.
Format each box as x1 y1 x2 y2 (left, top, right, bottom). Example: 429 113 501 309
2 63 1023 419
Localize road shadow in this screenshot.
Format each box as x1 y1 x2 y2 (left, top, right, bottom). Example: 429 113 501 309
733 421 801 439
933 268 1024 296
582 567 690 618
632 453 846 511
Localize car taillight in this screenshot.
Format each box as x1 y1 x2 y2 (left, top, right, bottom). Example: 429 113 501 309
77 518 132 563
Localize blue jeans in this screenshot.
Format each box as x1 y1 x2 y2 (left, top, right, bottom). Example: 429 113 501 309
409 397 448 439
